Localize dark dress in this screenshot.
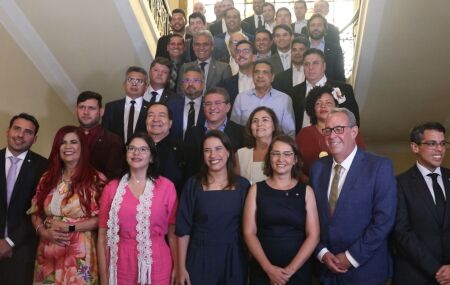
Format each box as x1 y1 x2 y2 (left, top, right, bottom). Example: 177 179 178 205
176 176 250 285
249 180 311 285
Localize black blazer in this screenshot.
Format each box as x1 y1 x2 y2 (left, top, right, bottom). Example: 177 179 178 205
323 41 345 82
167 95 206 141
269 51 286 75
272 67 295 96
209 20 253 36
156 33 193 60
291 80 359 133
0 149 47 284
217 74 239 106
393 166 450 285
301 23 340 45
242 14 264 35
102 98 150 142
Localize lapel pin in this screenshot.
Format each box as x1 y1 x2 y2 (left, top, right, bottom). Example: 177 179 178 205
27 159 31 163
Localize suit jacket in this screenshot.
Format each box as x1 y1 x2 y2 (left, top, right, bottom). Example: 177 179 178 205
87 126 124 179
217 73 239 106
0 149 48 284
301 23 340 45
291 80 360 133
156 33 193 60
272 67 295 96
310 149 397 285
242 14 264 35
176 59 232 95
269 51 286 75
167 95 206 141
101 98 150 142
160 87 179 103
323 41 345 82
209 20 253 36
393 166 450 285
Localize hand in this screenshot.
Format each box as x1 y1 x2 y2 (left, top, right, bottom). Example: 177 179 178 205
265 264 290 285
436 265 450 284
0 239 12 259
47 219 70 233
42 226 70 246
176 268 191 285
171 268 177 285
322 252 348 274
335 252 352 271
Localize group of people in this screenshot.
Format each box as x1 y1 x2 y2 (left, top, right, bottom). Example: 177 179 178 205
0 0 449 285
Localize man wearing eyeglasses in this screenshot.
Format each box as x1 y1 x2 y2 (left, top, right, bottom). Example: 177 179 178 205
102 66 149 143
310 108 397 285
393 122 450 285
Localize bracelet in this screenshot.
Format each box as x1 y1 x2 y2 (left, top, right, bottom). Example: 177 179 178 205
35 223 44 233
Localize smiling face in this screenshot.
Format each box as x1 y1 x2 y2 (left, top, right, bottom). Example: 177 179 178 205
6 118 37 156
253 0 265 15
270 140 297 176
255 32 272 54
146 104 172 140
273 27 293 52
225 9 241 33
411 130 446 171
291 42 307 66
203 136 230 173
262 5 275 22
167 36 185 60
193 34 214 61
170 12 186 33
126 137 152 171
324 112 358 163
251 110 275 140
203 93 231 126
189 17 206 34
314 93 336 123
59 132 81 167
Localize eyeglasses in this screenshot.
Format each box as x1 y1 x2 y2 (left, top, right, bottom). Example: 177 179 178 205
418 141 450 149
126 77 145 86
322 125 354 136
182 78 203 84
270 151 294 158
236 48 251 55
126 145 151 154
203 101 227 108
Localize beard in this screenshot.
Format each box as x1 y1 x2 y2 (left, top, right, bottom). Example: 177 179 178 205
309 29 325 40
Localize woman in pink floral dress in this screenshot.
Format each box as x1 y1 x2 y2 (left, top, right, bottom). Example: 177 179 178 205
97 133 178 285
28 126 105 285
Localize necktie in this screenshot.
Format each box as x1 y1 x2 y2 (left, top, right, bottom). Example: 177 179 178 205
150 91 158 104
258 15 263 28
127 100 136 142
199 62 207 73
170 63 178 91
6 156 20 206
187 101 195 130
329 164 342 215
427 173 446 225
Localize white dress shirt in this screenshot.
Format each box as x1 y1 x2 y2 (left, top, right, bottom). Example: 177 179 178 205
124 96 143 142
416 162 447 201
182 96 203 135
238 71 255 93
292 65 305 86
278 50 291 71
143 86 164 102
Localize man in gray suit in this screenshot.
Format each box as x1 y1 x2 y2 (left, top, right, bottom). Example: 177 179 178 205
177 30 232 95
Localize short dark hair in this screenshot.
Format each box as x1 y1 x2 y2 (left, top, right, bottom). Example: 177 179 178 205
303 48 326 62
183 65 204 80
305 85 337 125
150 57 171 71
263 135 302 178
244 106 281 148
168 33 184 42
224 7 240 18
273 23 293 36
170 8 186 21
125 66 148 83
236 39 257 54
204 87 231 103
77 91 103 108
124 132 160 180
253 59 274 74
276 7 292 18
262 2 275 11
255 27 273 40
410 122 446 144
294 0 307 8
148 102 173 120
189 12 206 25
307 13 328 30
9 113 40 135
292 36 310 48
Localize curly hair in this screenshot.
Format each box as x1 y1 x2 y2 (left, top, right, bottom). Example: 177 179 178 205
305 85 338 125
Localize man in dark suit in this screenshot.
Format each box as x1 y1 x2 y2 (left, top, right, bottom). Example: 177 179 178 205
184 12 208 62
273 36 309 94
166 35 188 92
209 0 234 36
270 24 294 74
311 0 340 44
303 13 345 81
218 39 256 106
144 57 178 103
168 65 206 140
0 113 48 285
393 122 450 285
291 48 359 133
292 0 308 34
155 8 188 59
177 30 232 95
102 66 149 143
310 108 397 285
242 0 265 35
76 91 124 179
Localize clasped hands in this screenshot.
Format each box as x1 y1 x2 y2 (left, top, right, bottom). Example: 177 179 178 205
322 252 351 274
43 218 71 247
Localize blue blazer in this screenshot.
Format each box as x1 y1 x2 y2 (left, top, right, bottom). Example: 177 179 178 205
310 149 397 285
167 95 206 140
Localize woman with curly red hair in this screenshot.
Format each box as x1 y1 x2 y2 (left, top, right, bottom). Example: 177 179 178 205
28 125 106 284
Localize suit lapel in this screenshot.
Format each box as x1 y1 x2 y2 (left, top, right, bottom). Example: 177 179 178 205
441 168 450 228
118 99 125 135
317 158 333 217
0 149 7 209
206 60 216 91
9 152 33 205
412 166 442 225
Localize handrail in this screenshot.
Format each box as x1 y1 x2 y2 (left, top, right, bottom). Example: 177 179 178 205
148 0 171 36
338 0 361 34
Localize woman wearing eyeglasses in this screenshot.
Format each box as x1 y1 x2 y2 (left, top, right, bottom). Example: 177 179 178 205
243 135 320 285
176 130 250 285
235 106 282 184
97 133 178 285
296 86 365 184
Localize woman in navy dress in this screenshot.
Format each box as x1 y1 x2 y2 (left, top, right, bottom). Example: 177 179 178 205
176 130 250 285
243 135 320 285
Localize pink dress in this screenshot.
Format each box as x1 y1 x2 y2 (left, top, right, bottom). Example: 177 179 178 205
99 176 178 285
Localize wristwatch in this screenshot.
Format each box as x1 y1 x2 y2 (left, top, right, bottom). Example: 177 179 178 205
68 224 76 232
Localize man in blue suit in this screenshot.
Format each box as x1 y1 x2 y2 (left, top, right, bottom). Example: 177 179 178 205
310 108 397 285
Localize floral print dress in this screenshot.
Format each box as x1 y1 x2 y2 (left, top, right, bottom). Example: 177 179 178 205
28 181 100 285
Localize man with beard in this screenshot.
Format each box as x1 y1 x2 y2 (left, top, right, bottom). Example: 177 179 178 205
76 91 124 179
155 8 188 59
242 0 265 35
144 57 178 103
169 66 206 140
305 13 345 81
0 113 48 285
269 24 294 74
273 36 309 94
309 0 340 44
